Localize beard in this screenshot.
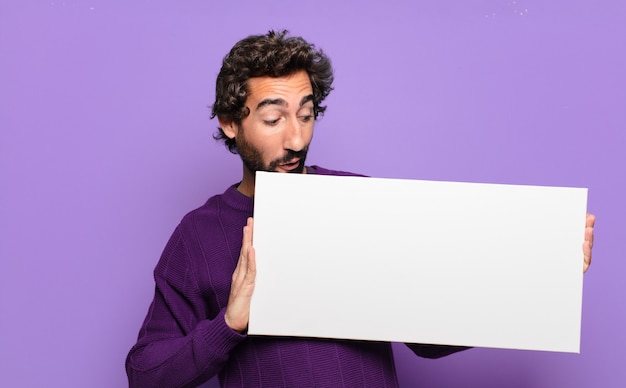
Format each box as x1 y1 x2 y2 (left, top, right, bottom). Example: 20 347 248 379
236 132 308 174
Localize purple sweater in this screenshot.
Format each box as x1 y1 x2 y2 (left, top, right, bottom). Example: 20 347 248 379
126 166 466 387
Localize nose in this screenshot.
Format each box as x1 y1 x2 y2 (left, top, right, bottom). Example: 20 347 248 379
283 118 305 152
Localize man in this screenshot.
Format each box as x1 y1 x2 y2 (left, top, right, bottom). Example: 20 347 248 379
126 30 595 387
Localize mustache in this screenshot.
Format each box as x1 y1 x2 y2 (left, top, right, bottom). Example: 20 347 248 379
278 148 307 164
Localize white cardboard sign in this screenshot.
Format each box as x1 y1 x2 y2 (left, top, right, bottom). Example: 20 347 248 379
249 172 588 353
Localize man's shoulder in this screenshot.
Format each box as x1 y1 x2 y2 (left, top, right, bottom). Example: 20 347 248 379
307 165 366 177
178 183 250 227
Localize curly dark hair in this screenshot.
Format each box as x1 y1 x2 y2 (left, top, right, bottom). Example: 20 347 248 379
211 30 334 154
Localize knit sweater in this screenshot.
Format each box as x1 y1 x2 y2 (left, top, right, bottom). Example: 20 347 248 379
126 165 467 387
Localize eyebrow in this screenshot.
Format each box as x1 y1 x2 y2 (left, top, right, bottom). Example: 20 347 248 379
256 94 315 110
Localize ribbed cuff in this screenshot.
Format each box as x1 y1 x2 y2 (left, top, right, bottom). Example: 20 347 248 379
198 308 246 357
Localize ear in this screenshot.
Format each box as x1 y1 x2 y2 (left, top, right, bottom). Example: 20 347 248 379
219 118 238 140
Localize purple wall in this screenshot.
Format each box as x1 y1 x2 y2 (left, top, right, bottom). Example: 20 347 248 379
1 1 624 387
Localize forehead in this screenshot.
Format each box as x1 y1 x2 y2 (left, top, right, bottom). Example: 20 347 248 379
246 70 313 106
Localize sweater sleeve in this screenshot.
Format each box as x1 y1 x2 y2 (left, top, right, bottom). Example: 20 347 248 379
405 343 471 359
125 227 246 388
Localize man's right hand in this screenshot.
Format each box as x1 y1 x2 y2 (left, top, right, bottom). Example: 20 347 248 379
224 217 256 333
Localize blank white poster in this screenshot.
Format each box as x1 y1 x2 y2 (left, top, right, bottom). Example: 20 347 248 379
249 172 588 353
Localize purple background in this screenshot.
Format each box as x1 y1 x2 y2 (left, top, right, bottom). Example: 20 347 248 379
1 1 624 387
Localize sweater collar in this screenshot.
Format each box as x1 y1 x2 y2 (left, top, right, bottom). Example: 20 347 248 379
220 166 322 212
221 183 254 213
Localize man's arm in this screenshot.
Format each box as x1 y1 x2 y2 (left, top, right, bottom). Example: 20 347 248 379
407 343 471 359
125 226 247 387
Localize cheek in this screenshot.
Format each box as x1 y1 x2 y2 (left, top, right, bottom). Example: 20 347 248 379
303 126 314 144
258 135 285 160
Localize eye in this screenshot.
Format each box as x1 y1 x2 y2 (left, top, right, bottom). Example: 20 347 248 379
264 118 280 126
299 115 314 123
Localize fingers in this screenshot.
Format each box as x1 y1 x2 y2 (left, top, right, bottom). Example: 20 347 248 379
225 217 256 332
583 213 595 273
241 217 256 284
585 213 594 248
245 218 256 275
243 217 254 256
237 218 256 283
247 245 256 278
232 218 254 282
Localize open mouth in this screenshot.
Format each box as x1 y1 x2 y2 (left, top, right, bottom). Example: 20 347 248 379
277 158 301 172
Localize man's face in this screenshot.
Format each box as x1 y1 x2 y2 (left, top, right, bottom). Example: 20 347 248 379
223 70 315 174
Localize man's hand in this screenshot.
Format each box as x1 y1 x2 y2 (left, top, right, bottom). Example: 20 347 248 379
583 213 595 273
225 217 256 333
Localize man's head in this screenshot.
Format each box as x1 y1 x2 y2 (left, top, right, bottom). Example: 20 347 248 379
211 30 334 157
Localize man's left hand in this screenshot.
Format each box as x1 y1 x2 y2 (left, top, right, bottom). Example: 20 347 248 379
583 213 595 273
